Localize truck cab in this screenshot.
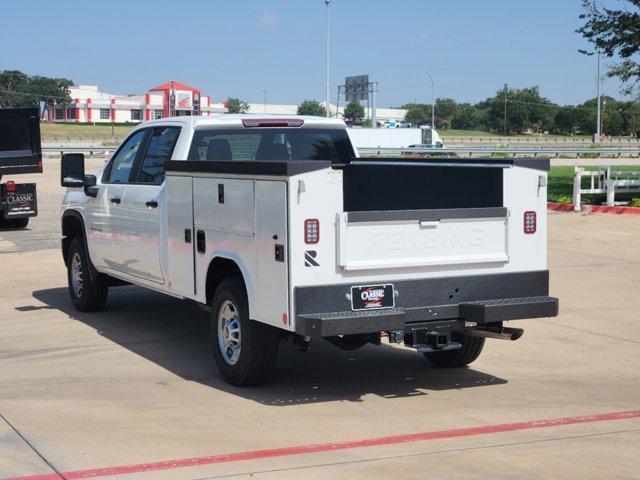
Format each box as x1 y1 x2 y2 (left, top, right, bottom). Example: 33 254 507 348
61 114 557 386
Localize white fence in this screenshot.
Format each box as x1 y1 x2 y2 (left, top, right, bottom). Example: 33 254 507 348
572 166 640 210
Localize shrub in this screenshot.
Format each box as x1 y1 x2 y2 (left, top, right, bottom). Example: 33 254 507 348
556 195 573 205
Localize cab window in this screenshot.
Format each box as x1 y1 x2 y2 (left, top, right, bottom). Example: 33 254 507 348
135 127 180 184
104 129 147 183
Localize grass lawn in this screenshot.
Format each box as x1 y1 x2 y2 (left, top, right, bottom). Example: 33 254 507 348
41 123 135 138
548 165 640 204
440 129 594 140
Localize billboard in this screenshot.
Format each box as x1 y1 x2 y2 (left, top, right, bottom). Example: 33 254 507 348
345 75 369 102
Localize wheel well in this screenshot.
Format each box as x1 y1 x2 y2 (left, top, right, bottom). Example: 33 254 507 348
61 214 85 266
206 257 246 304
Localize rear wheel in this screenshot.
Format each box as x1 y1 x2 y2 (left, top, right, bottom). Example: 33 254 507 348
67 238 109 312
424 332 485 368
210 277 279 386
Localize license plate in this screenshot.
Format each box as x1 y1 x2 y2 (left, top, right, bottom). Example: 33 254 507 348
351 284 395 311
1 183 37 219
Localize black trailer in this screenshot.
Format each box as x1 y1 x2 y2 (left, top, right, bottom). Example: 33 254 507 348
0 107 42 228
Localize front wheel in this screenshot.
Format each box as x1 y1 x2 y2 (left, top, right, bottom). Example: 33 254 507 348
424 332 485 368
210 277 280 386
67 238 109 312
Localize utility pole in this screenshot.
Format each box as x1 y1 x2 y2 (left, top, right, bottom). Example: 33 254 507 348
425 72 435 128
263 89 267 114
503 83 508 135
595 51 602 143
325 0 331 118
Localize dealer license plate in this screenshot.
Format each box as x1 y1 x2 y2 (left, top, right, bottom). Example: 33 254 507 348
350 284 395 311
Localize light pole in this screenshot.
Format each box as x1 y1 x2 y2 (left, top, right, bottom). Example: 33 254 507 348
325 0 331 118
263 89 267 114
425 72 435 128
595 51 602 143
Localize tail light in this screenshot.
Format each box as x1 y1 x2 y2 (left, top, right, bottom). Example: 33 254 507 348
304 219 319 244
524 211 537 234
5 181 16 192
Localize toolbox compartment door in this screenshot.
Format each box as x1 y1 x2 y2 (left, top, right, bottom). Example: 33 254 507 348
337 209 508 271
255 180 290 327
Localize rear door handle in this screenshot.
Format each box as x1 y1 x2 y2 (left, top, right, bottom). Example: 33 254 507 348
110 197 121 204
145 200 158 208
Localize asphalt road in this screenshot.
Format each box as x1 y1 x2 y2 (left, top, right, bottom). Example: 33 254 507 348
0 159 639 479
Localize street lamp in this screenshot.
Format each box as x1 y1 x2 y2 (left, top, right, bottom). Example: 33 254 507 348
325 0 331 118
595 51 602 144
425 72 435 128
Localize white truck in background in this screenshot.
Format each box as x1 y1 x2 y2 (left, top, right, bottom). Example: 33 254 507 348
349 126 443 151
60 114 557 386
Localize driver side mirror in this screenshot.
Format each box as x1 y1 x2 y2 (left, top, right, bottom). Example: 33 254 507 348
61 153 85 187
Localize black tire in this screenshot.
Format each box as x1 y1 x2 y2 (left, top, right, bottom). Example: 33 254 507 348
0 216 12 229
13 217 29 228
424 332 485 368
67 238 108 312
210 277 279 386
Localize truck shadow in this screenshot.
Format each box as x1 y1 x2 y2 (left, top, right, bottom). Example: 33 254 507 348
31 286 508 406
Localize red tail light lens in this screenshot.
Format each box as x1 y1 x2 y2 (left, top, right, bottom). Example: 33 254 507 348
5 181 16 192
524 211 537 234
304 219 320 244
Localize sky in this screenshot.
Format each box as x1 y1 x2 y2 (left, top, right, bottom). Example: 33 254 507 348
1 0 629 107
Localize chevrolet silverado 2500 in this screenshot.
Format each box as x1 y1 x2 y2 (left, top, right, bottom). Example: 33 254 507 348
60 115 558 386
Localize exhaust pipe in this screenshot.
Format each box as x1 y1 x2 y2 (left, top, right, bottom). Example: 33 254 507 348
467 327 524 341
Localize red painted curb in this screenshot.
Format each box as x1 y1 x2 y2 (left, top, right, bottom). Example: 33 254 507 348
6 409 640 480
548 202 640 215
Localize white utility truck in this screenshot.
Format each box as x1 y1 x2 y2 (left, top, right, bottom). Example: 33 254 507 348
60 115 558 386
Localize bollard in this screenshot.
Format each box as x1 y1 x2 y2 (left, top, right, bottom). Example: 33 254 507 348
606 179 616 206
573 167 582 211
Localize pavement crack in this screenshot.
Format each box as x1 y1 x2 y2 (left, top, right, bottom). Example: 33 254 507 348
0 413 65 480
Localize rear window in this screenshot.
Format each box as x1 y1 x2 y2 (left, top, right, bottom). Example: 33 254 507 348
188 128 355 164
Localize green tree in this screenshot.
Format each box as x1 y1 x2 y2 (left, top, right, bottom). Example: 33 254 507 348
343 100 365 123
297 100 326 117
480 86 554 134
451 103 478 130
0 70 72 108
225 97 250 114
552 106 578 135
578 0 640 94
435 98 458 128
403 103 431 127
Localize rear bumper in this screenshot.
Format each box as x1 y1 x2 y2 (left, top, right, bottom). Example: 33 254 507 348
294 270 558 337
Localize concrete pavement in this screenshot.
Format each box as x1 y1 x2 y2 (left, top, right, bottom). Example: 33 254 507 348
0 160 639 479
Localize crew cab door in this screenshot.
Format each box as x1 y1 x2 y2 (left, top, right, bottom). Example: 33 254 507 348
119 126 180 283
87 129 147 271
